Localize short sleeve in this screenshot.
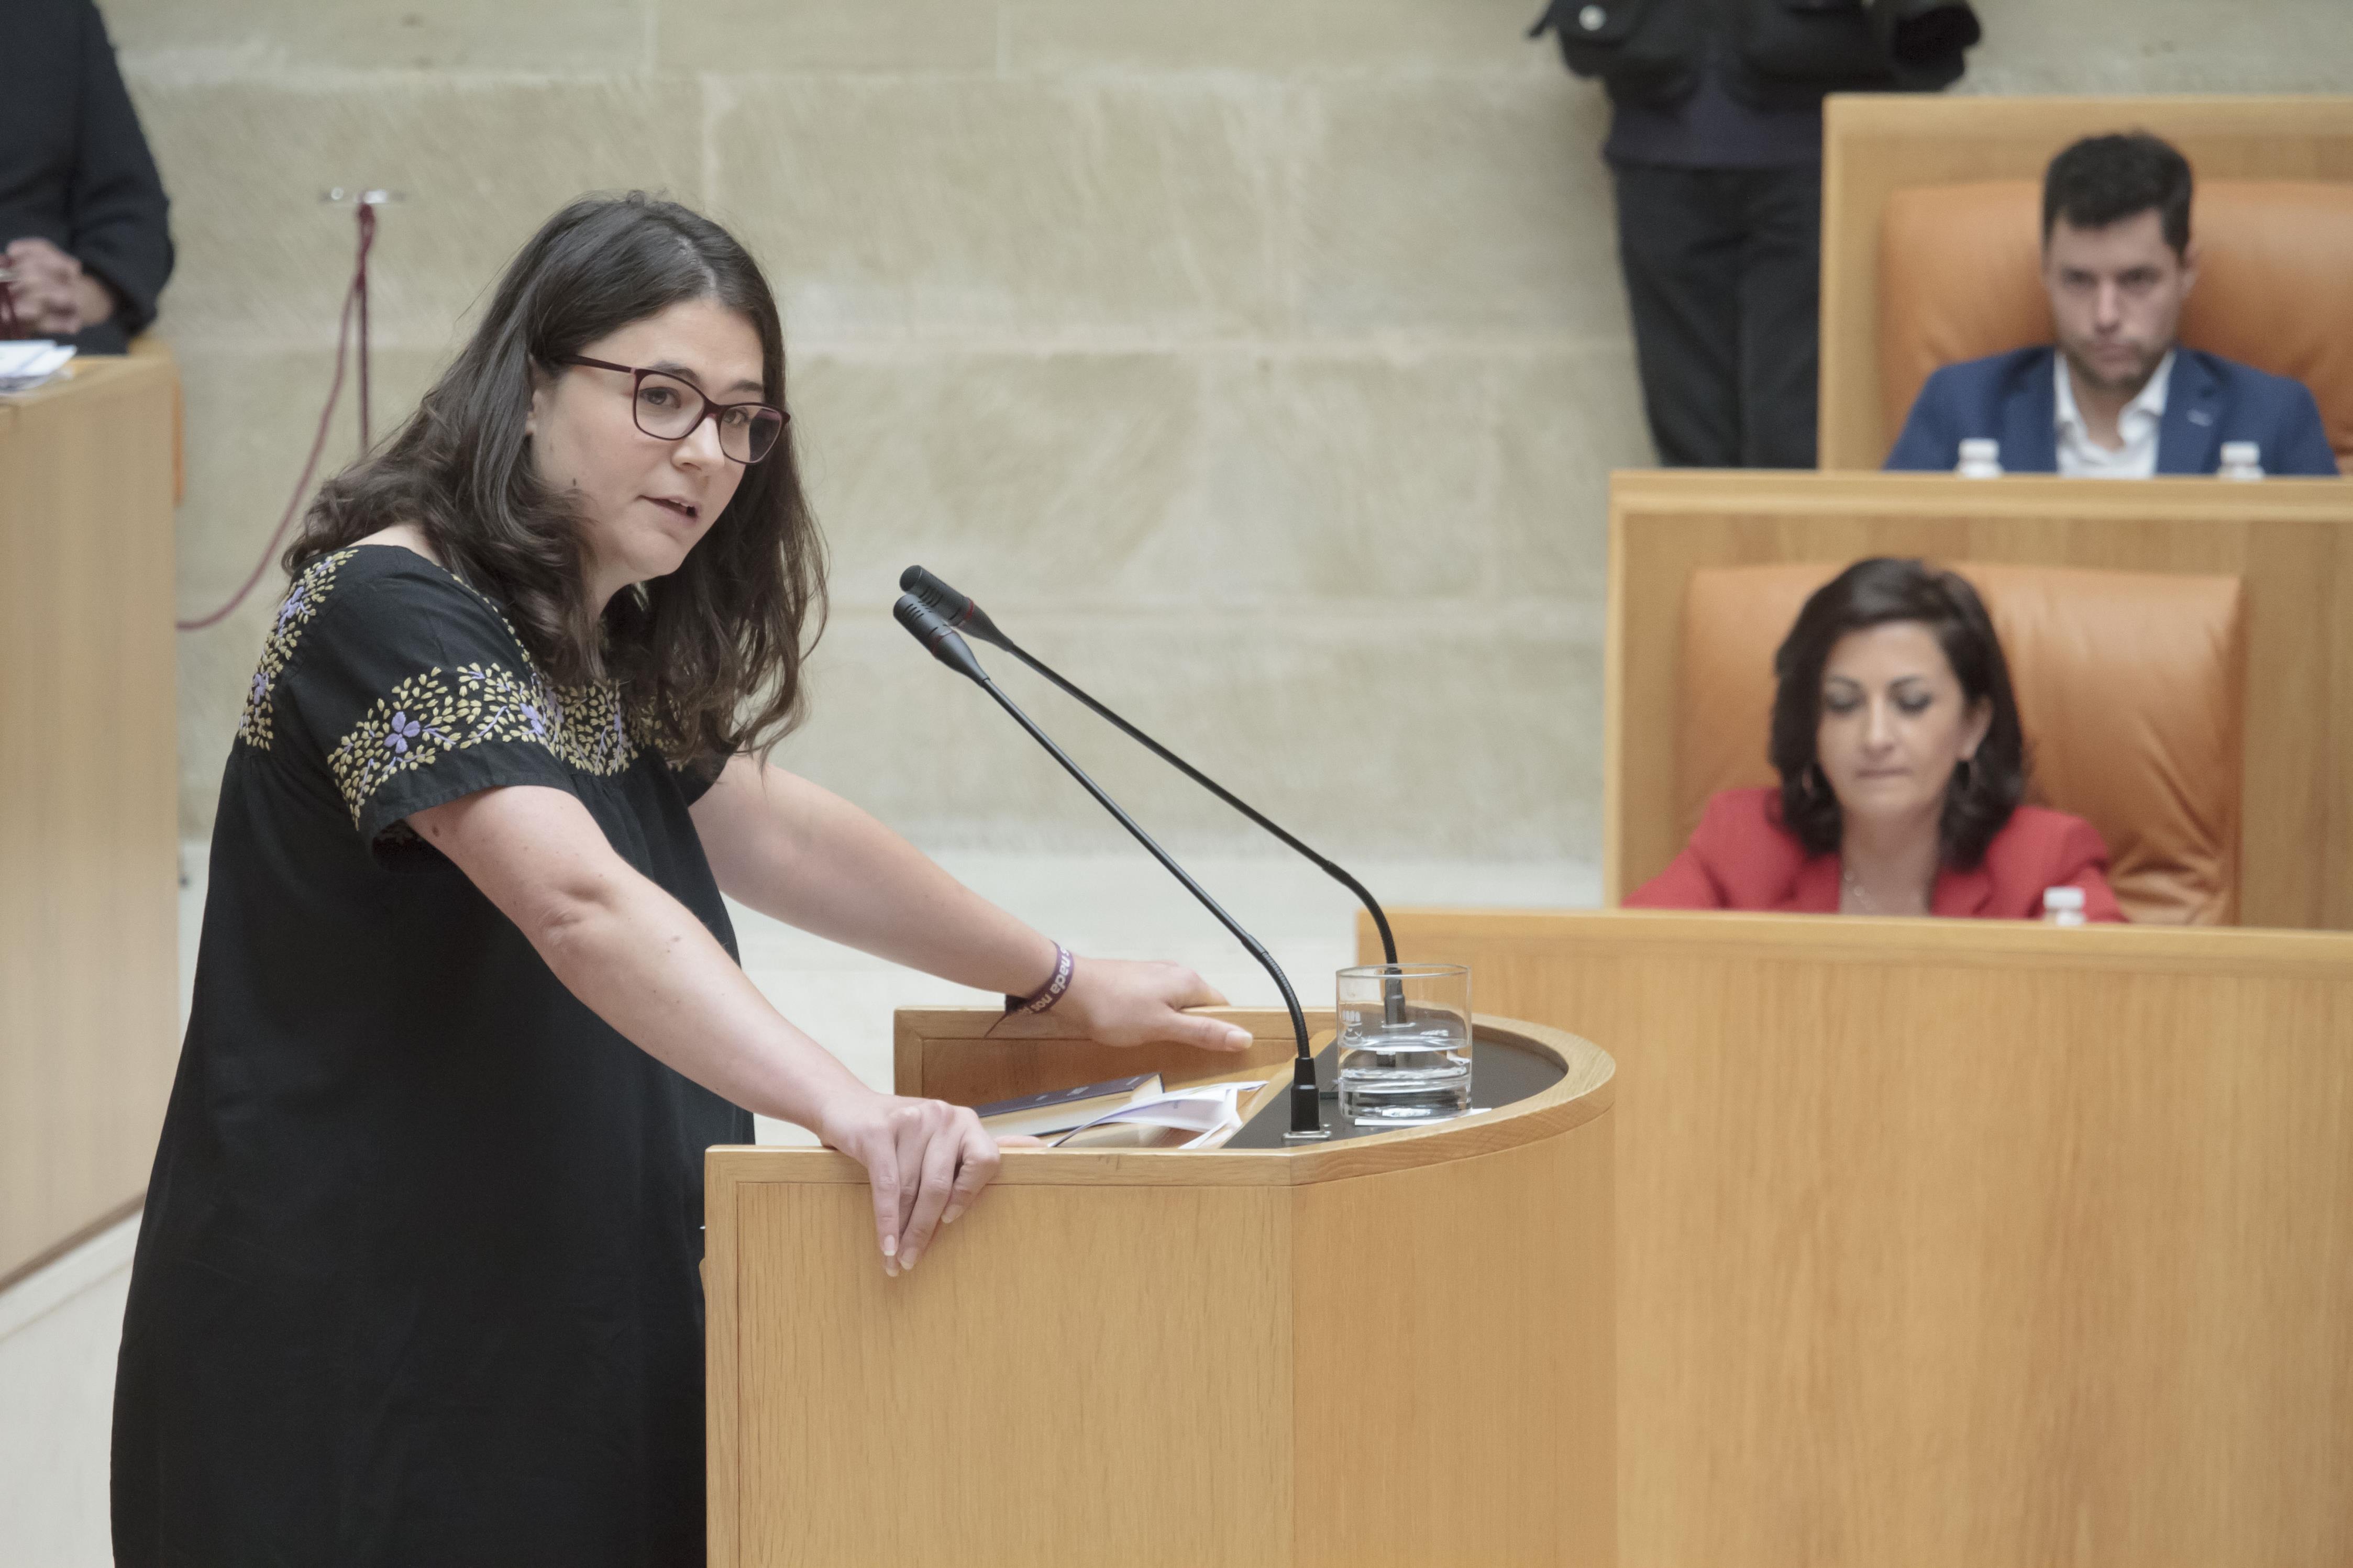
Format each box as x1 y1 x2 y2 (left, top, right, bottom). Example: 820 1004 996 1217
269 556 581 856
669 753 729 808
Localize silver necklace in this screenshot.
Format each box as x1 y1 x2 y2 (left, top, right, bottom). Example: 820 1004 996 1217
1840 858 1927 915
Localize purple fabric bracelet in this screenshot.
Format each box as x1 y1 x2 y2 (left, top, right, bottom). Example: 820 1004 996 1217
1006 943 1074 1015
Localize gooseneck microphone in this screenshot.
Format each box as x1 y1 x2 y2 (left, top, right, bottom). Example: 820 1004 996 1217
894 595 1327 1140
899 565 1400 969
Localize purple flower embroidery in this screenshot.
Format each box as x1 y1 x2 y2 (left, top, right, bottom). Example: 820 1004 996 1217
251 671 270 705
518 701 548 739
384 711 423 754
274 589 310 633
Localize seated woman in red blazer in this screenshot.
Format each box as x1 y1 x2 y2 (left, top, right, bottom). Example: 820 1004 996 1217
1628 558 2125 920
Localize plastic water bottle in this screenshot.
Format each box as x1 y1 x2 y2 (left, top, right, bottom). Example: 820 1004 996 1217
2218 441 2264 481
2041 886 2086 927
1956 438 2003 479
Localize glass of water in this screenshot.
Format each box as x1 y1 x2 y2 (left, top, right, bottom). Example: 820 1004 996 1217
1335 964 1472 1126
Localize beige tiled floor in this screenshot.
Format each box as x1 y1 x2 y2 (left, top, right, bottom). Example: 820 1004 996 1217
0 839 1593 1563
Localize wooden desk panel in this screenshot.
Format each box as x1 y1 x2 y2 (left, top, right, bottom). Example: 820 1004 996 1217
0 354 181 1286
1367 909 2353 1568
1605 469 2353 928
732 1176 1296 1567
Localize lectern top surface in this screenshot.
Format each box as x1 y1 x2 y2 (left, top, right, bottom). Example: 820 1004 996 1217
1224 1032 1566 1150
839 1008 1618 1185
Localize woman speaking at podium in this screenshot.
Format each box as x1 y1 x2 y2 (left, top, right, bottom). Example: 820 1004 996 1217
110 194 1248 1566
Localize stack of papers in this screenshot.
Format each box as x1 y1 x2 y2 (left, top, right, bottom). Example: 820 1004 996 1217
974 1073 1163 1139
1052 1080 1268 1151
0 341 75 393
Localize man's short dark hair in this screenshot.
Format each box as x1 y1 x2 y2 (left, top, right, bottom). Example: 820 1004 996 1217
2042 132 2194 256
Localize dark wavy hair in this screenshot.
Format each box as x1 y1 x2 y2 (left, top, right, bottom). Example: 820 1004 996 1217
287 192 826 763
1769 559 2027 869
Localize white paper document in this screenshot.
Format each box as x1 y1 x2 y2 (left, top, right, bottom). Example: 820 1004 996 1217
0 341 75 393
1051 1080 1268 1151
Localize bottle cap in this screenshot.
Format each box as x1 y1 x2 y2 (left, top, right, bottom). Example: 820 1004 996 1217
1959 438 2000 460
2220 441 2261 464
2042 886 2086 910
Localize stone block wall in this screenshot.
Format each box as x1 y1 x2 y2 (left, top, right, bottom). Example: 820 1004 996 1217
111 0 2353 854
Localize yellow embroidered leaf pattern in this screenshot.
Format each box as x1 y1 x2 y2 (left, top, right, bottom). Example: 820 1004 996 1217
237 546 689 818
327 661 642 827
237 549 357 751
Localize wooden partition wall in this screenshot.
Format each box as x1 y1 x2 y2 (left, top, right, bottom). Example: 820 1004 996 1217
0 355 181 1287
1363 909 2353 1568
1604 469 2353 929
1819 94 2353 469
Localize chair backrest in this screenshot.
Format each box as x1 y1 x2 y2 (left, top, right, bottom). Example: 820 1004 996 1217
1676 560 2246 924
1877 179 2353 466
1817 94 2353 469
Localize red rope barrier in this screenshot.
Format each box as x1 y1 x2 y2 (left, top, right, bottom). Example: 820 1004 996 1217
176 199 377 633
357 201 373 449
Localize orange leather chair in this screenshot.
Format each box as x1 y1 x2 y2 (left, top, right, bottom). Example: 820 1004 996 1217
1675 561 2246 925
1877 179 2353 468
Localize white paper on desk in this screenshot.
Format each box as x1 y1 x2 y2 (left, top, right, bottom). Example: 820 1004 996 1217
1052 1080 1266 1151
0 341 74 392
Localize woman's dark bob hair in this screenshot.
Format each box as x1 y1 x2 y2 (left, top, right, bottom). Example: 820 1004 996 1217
288 191 825 764
1769 558 2027 869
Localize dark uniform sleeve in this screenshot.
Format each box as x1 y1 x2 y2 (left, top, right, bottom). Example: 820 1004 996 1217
67 0 174 338
271 557 587 862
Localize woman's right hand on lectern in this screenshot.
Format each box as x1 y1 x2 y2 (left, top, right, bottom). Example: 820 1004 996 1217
816 1090 1002 1277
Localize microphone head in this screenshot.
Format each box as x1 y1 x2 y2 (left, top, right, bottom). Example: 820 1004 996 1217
893 593 990 684
898 564 1012 651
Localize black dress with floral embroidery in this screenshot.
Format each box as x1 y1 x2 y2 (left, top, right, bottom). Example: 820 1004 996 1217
112 544 749 1568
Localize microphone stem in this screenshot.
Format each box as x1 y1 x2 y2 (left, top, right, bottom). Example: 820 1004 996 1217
970 675 1318 1108
999 642 1400 967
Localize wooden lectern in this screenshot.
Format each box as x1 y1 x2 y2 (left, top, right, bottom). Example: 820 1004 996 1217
704 1007 1617 1568
0 352 180 1288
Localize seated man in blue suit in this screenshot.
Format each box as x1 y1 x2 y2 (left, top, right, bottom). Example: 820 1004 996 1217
1886 132 2339 477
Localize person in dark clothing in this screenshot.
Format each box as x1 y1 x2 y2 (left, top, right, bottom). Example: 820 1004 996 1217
1 0 174 353
1531 0 1978 468
1601 54 1827 468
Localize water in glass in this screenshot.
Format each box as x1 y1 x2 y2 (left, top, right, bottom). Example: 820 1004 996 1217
1334 964 1472 1126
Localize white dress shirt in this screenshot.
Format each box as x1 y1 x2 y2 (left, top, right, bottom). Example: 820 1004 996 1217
2054 349 2173 479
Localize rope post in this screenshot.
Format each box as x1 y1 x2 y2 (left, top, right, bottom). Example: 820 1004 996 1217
356 201 375 448
330 187 393 452
173 186 399 633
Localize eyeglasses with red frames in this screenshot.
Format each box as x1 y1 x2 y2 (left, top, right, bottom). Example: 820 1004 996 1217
560 355 787 464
